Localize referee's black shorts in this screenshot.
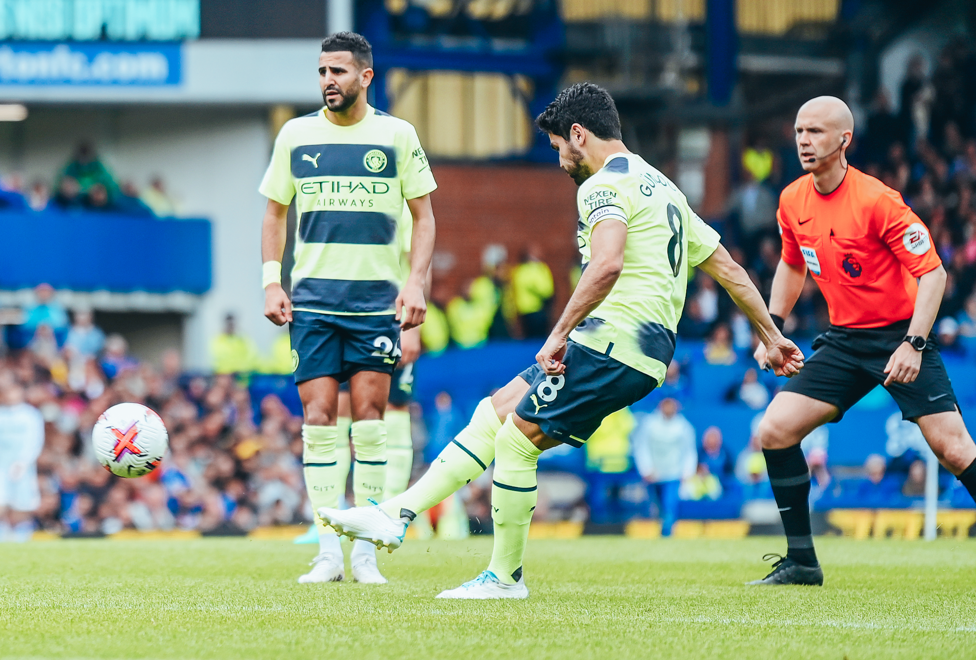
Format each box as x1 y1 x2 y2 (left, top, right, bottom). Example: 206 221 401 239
782 319 958 423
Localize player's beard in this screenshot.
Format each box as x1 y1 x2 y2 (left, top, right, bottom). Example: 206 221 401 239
564 143 593 186
322 82 360 113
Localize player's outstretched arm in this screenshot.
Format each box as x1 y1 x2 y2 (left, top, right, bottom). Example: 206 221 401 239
261 199 292 326
698 244 804 377
537 218 627 375
399 194 436 330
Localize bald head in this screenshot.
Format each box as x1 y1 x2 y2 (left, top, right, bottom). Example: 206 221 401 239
797 96 854 133
794 96 854 175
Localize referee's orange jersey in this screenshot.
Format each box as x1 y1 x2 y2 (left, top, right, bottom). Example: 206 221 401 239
777 166 942 329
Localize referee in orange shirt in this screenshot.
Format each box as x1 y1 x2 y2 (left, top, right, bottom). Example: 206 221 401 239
751 96 976 586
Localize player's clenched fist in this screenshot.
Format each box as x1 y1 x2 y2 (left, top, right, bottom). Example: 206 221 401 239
264 283 293 326
536 333 568 376
757 337 805 378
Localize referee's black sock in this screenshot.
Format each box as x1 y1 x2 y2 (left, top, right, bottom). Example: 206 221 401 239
764 445 818 567
958 458 976 504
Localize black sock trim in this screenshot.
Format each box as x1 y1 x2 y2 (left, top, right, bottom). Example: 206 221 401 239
399 508 416 522
770 474 811 487
960 458 976 481
303 461 337 467
452 439 487 470
512 566 523 582
354 459 387 465
492 480 537 493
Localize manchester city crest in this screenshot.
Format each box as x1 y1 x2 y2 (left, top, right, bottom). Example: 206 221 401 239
363 149 388 173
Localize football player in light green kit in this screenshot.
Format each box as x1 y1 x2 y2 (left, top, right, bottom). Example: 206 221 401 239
321 82 804 598
260 32 435 585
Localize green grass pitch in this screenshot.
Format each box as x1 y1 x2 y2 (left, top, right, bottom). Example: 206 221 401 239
1 537 974 659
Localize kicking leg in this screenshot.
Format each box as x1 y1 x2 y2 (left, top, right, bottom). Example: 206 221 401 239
319 376 529 549
437 412 557 600
749 391 836 586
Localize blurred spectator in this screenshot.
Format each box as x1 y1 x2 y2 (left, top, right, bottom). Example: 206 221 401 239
679 463 722 501
446 280 491 349
58 141 118 200
849 454 902 507
727 166 777 261
65 310 105 359
26 179 49 212
421 284 451 353
100 334 137 381
742 141 774 183
482 244 518 340
632 398 696 536
83 183 115 212
806 447 832 504
657 360 690 401
23 284 69 337
736 434 769 489
585 408 636 524
52 176 83 210
732 368 770 410
691 273 719 325
141 176 179 217
698 426 734 484
902 459 927 498
0 379 44 542
115 181 156 217
0 184 28 211
937 317 963 355
424 391 461 461
260 330 293 375
210 314 257 375
510 244 554 338
703 323 736 365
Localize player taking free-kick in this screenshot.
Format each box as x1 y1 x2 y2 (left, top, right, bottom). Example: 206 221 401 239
259 32 436 585
749 96 976 586
320 82 805 599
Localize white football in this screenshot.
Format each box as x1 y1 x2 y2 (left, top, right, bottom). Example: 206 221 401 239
92 403 168 478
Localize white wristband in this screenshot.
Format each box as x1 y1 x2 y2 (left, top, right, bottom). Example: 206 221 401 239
262 261 282 289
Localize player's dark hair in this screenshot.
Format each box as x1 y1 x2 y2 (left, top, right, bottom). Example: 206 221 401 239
321 31 373 69
535 82 622 141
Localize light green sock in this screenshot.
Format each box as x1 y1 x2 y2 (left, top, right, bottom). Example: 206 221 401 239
384 409 413 500
486 415 542 585
351 419 387 507
302 425 340 537
335 416 352 503
380 397 501 518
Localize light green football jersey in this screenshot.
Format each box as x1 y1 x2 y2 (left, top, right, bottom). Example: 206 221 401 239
570 153 721 384
259 105 436 315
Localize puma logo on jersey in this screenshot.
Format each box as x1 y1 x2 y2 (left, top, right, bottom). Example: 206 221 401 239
529 394 548 415
302 153 321 168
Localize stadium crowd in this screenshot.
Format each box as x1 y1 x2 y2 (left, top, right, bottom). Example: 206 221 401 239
0 141 180 218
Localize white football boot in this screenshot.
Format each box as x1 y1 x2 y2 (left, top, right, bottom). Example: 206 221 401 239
436 570 529 600
318 506 407 552
350 541 388 584
297 552 345 584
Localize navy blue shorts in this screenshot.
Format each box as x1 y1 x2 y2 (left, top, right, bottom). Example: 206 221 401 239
290 311 400 384
515 340 657 447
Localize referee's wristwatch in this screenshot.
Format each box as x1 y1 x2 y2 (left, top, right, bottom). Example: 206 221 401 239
903 335 927 351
